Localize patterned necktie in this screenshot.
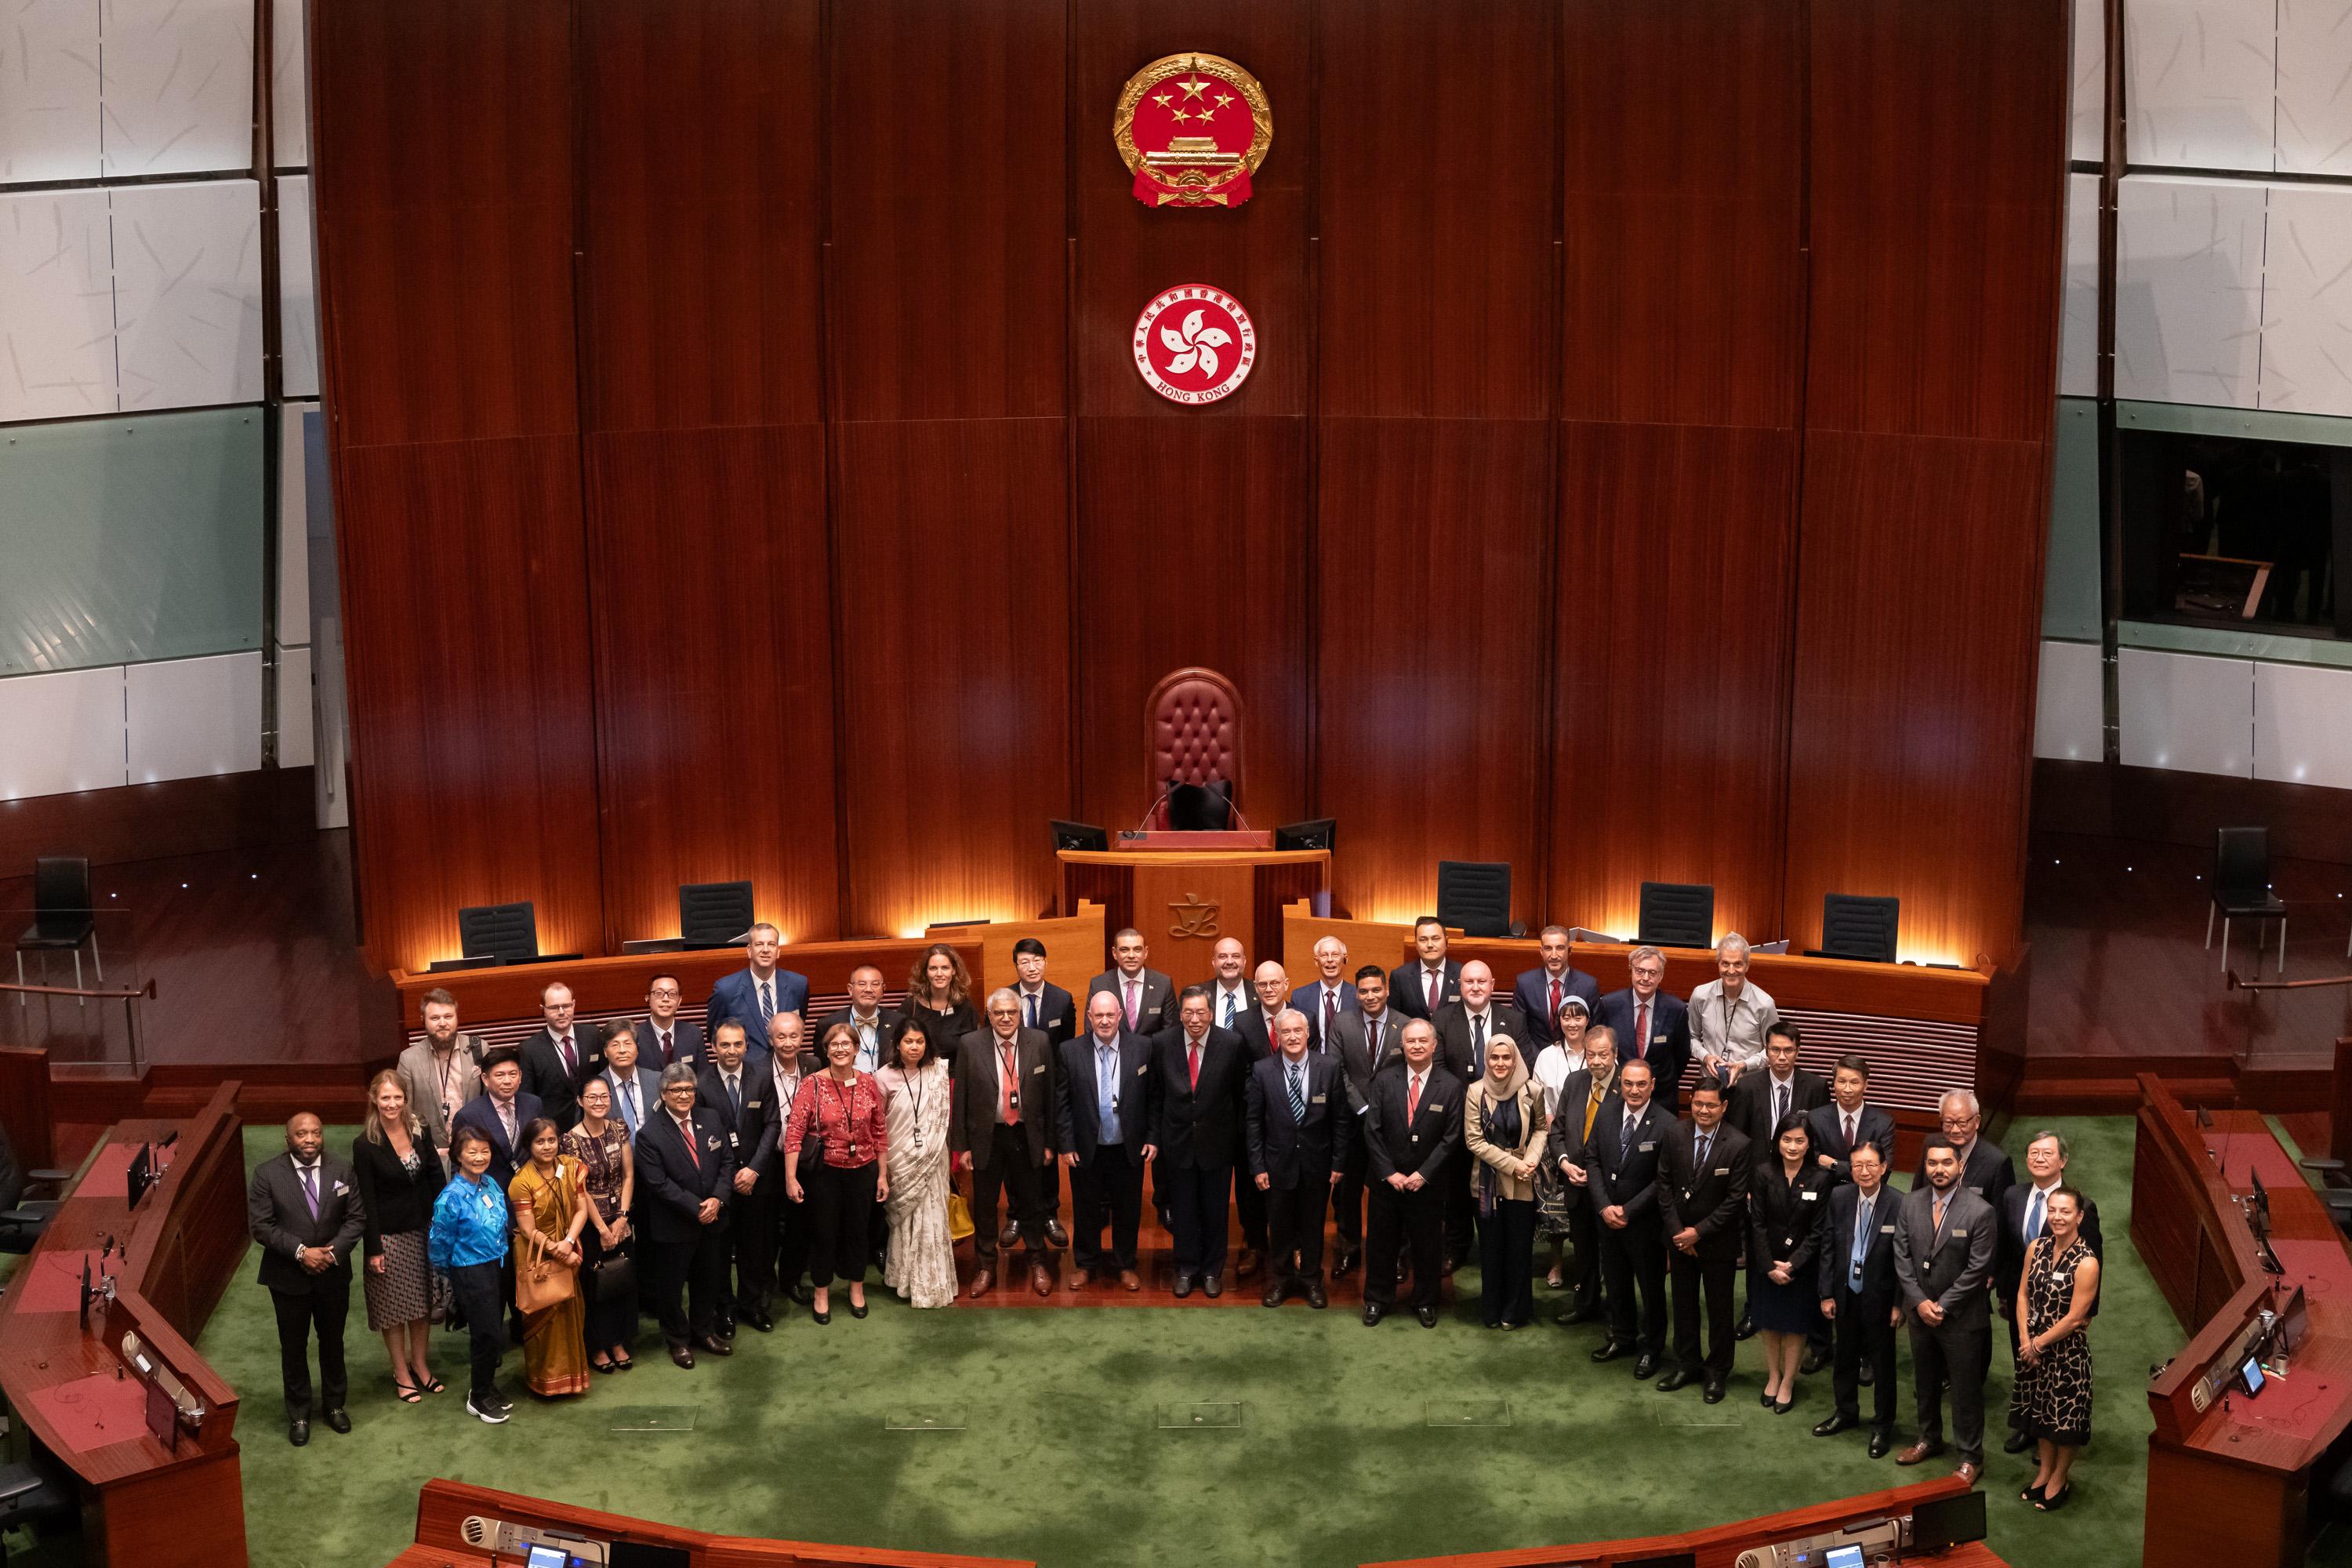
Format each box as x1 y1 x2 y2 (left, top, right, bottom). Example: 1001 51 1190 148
1472 1014 1486 1057
1222 990 1238 1027
300 1164 319 1219
759 979 775 1029
1124 978 1140 1029
1288 1064 1306 1123
1696 1131 1711 1171
1634 1000 1649 1059
1000 1043 1018 1123
679 1116 699 1169
1323 989 1337 1036
1548 977 1561 1030
659 1029 673 1066
1773 1082 1788 1128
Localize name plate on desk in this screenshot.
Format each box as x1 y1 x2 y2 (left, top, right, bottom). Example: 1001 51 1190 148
1114 830 1275 851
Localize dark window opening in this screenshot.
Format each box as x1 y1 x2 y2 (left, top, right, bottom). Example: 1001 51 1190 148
2120 426 2350 641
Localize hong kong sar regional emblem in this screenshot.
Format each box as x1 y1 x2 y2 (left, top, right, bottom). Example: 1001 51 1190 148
1112 53 1272 209
1132 285 1257 405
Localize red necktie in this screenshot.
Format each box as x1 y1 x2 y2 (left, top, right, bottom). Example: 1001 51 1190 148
1425 969 1440 1011
1548 978 1562 1030
677 1116 699 1169
1000 1043 1019 1123
1323 989 1337 1035
1124 978 1140 1029
1189 1042 1202 1088
1634 1000 1649 1059
559 1033 576 1075
1407 1073 1422 1122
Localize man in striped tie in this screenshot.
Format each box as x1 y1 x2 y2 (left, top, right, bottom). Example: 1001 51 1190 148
1246 1010 1352 1309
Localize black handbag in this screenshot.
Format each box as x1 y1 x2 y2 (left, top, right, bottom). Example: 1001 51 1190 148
590 1243 636 1305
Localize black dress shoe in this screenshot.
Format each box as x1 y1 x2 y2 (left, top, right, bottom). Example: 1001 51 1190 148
288 1419 310 1446
811 1307 831 1326
1633 1353 1660 1380
1046 1219 1070 1248
791 1283 815 1305
1333 1249 1359 1276
1814 1413 1857 1437
1000 1221 1020 1249
715 1315 735 1338
1556 1303 1603 1327
1362 1304 1385 1326
1416 1306 1439 1328
1202 1273 1223 1298
1703 1381 1726 1405
1868 1430 1893 1459
848 1298 869 1319
1656 1368 1695 1393
1800 1345 1830 1375
1306 1282 1327 1309
1262 1287 1285 1308
322 1407 351 1435
696 1333 734 1356
669 1344 696 1369
742 1308 775 1334
1590 1340 1628 1363
1172 1273 1195 1298
1859 1363 1875 1385
1734 1315 1759 1341
2003 1428 2034 1454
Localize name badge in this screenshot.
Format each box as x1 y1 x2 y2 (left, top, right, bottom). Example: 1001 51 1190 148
332 1181 350 1196
728 1132 740 1149
1311 1094 1327 1104
1712 1167 1730 1176
1954 1227 1969 1237
1879 1223 1896 1233
1136 1065 1149 1076
1652 1033 1666 1044
1032 1063 1047 1076
1428 1102 1446 1112
1639 1142 1656 1152
1800 1190 1818 1202
747 1098 763 1109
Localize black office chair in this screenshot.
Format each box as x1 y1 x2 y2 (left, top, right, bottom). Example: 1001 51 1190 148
13 855 100 1007
0 1453 75 1554
1436 861 1519 938
2206 826 2287 975
456 902 542 965
677 881 755 949
1820 894 1900 964
1167 779 1235 832
1636 881 1715 949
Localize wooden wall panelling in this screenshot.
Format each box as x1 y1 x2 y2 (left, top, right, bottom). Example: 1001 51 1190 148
1312 0 1559 927
576 0 837 949
310 0 601 974
1548 0 1805 942
1782 0 2068 964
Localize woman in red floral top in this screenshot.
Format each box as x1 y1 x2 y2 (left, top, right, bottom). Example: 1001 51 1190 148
783 1022 891 1324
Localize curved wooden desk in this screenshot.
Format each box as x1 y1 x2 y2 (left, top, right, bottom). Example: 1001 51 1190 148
0 1081 249 1566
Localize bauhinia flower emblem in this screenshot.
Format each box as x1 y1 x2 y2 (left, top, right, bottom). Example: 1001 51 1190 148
1132 285 1258 405
1160 309 1233 379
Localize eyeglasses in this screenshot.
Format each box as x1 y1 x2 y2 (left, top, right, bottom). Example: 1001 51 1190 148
648 987 681 1000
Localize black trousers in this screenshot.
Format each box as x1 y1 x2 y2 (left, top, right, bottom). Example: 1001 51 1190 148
1235 1167 1268 1253
1670 1246 1739 1377
270 1280 348 1421
971 1124 1046 1267
1444 1155 1475 1261
731 1181 779 1312
1563 1188 1605 1314
1265 1172 1334 1285
578 1227 637 1353
1476 1198 1538 1327
446 1261 506 1402
1164 1160 1232 1278
646 1224 728 1346
1071 1142 1145 1272
1332 1142 1367 1249
1599 1218 1669 1354
1365 1179 1445 1309
1910 1318 1991 1465
806 1160 878 1285
1832 1288 1900 1432
777 1187 813 1294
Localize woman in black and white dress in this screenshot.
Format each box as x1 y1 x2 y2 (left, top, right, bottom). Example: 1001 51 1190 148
2011 1185 2101 1511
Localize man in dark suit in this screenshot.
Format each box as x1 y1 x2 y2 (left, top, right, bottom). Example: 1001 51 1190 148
1730 1022 1830 1348
247 1112 364 1445
1359 1019 1461 1328
597 1025 663 1142
1058 991 1153 1291
704 923 811 1043
1247 1011 1352 1309
696 1021 779 1334
1594 946 1690 1114
1657 1080 1752 1402
815 964 908 1076
450 1051 543 1189
1549 1025 1619 1327
635 1063 736 1368
1291 934 1359 1041
1515 925 1601 1047
1893 1135 1998 1481
1145 986 1249 1298
634 972 707 1073
1011 938 1078 1046
1807 1054 1897 1185
1588 1056 1671 1377
1813 1139 1903 1457
1997 1130 2106 1453
1088 927 1178 1035
951 989 1058 1298
1432 959 1532 1264
1914 1090 2016 1212
519 979 596 1130
1388 916 1461 1022
1229 960 1312 1278
1330 966 1406 1275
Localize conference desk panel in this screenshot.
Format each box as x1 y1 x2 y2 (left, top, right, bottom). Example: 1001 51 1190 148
1059 848 1330 990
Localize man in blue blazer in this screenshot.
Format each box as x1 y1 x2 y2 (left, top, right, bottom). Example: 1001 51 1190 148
1514 925 1601 1046
1290 934 1360 1040
1056 991 1155 1290
1594 946 1690 1113
1247 1010 1352 1309
703 924 810 1041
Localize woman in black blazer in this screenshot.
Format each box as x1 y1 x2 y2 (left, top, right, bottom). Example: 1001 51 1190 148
352 1070 450 1403
1747 1111 1834 1414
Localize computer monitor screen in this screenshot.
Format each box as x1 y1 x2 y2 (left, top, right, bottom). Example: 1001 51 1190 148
2243 1356 2266 1396
1274 818 1337 852
1617 1555 1695 1568
524 1548 568 1568
1825 1546 1865 1568
611 1544 692 1568
1910 1487 1988 1551
1049 819 1109 853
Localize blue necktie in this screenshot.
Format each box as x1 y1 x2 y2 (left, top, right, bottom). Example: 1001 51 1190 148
2024 1187 2045 1242
1851 1194 1873 1288
1223 991 1238 1027
1098 1045 1121 1144
1287 1065 1306 1123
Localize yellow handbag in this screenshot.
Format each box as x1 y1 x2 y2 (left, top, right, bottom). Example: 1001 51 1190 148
946 1190 975 1243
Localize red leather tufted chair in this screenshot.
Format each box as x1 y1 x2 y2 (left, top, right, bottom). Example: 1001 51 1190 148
1145 667 1243 829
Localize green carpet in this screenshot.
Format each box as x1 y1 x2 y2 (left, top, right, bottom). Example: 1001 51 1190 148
202 1117 2168 1568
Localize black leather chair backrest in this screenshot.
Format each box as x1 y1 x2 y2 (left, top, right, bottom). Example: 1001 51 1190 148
457 902 540 964
678 880 755 949
1637 881 1715 949
30 857 93 940
2215 826 2270 902
1437 861 1514 938
1820 893 1900 964
1167 779 1234 832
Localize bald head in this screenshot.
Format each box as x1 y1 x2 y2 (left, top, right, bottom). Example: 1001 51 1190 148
285 1112 324 1160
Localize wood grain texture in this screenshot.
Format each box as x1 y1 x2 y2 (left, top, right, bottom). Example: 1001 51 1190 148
1314 419 1554 924
832 419 1071 936
826 0 1068 423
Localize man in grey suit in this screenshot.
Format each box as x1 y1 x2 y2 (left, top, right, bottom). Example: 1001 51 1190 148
1328 965 1405 1276
1893 1134 1998 1481
395 987 483 1160
1087 927 1178 1034
950 989 1058 1298
247 1112 365 1446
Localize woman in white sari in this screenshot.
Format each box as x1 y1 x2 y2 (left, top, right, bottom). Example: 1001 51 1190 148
878 1019 956 1308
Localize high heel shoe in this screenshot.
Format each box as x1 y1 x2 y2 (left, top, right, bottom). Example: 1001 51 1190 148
811 1300 831 1326
2034 1483 2071 1512
848 1298 869 1319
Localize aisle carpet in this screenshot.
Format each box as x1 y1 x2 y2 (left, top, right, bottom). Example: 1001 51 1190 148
203 1116 2165 1568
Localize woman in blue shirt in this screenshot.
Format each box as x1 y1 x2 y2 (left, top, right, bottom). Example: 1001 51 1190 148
430 1125 513 1424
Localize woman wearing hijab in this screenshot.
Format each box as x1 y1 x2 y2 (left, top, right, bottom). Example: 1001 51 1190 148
1463 1035 1550 1330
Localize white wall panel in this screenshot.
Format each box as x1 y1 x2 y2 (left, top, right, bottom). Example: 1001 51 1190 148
272 0 309 169
2033 639 2103 762
0 190 118 422
2061 172 2101 398
125 650 261 782
276 175 318 398
99 0 252 177
2118 647 2254 777
2278 0 2352 177
2115 175 2267 408
2257 183 2352 417
0 666 126 799
276 643 314 768
2125 0 2275 173
278 401 315 635
2071 0 2104 165
2253 661 2352 789
110 180 263 411
0 0 103 185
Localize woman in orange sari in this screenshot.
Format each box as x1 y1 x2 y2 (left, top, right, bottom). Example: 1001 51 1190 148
508 1117 592 1398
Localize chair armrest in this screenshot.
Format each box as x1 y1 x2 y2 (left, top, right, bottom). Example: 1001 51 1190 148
0 1207 53 1229
27 1168 74 1185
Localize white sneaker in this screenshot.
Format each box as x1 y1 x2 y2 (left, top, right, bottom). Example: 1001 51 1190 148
467 1394 510 1425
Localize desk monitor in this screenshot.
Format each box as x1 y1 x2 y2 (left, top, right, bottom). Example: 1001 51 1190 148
1824 1547 1865 1568
1618 1555 1696 1568
1050 819 1109 853
1275 818 1336 852
1910 1487 1987 1551
125 1144 154 1209
610 1544 691 1568
2242 1356 2267 1396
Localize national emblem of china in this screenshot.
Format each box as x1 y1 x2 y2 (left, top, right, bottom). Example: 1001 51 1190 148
1133 285 1256 405
1112 53 1272 209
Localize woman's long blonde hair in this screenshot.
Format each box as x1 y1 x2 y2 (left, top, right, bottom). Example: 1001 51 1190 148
361 1068 423 1144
